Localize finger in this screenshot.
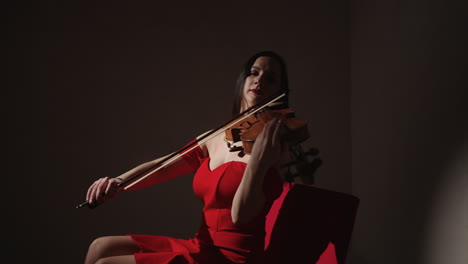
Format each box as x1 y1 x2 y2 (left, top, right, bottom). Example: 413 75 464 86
99 177 111 201
264 117 281 149
271 117 283 147
94 177 109 202
87 181 99 203
90 179 102 203
261 117 279 142
105 179 117 195
86 182 93 202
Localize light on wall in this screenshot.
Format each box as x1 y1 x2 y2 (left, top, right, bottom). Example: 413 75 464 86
423 140 468 263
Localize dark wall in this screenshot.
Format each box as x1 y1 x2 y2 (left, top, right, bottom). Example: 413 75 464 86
350 1 468 263
7 2 350 263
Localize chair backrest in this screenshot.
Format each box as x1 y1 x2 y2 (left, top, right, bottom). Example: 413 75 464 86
264 183 359 264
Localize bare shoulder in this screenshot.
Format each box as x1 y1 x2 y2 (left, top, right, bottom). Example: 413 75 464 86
195 129 224 159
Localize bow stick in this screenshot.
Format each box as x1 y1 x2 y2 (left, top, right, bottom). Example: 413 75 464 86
76 91 286 209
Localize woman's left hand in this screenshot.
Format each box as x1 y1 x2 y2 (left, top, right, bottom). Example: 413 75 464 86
248 117 286 170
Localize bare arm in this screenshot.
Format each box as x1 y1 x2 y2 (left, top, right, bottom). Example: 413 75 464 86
118 153 197 190
86 137 208 205
231 117 285 224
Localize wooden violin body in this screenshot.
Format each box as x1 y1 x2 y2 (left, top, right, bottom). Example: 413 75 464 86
225 107 309 154
224 105 321 183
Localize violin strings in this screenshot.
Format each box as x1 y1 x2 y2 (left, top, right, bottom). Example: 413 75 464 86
122 92 286 190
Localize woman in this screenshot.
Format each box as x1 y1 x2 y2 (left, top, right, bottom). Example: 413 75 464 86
84 51 296 264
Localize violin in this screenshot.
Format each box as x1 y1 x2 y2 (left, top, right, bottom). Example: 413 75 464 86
224 101 322 183
225 107 309 155
76 91 321 209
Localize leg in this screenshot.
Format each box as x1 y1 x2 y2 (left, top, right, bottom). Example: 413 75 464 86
95 255 136 264
85 236 140 264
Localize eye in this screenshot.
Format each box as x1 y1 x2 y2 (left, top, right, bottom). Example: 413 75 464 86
249 70 259 76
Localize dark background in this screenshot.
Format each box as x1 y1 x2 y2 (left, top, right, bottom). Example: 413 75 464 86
6 1 467 264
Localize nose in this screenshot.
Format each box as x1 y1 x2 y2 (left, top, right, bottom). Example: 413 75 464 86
254 74 264 86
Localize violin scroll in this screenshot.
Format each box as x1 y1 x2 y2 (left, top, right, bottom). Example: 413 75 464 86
283 145 322 183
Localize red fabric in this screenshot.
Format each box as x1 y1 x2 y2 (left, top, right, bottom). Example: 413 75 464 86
129 145 283 264
265 183 337 264
264 183 358 264
316 243 338 264
264 182 292 250
125 140 205 191
180 140 204 171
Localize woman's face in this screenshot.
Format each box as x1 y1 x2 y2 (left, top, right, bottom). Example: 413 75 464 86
241 56 282 112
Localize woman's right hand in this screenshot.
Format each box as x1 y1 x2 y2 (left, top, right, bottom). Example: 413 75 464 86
86 177 124 205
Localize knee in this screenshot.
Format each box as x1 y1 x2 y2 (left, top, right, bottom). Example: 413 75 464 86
95 257 112 264
88 236 112 257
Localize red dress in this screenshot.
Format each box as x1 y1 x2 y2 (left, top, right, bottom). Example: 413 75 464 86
129 145 283 264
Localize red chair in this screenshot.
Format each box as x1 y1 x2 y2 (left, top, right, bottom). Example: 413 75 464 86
265 183 359 264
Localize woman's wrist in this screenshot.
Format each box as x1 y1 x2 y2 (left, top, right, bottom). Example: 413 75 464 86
114 177 124 182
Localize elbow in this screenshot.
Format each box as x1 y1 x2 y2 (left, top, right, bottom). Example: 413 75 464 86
231 197 265 225
231 211 253 225
231 205 242 225
231 214 240 225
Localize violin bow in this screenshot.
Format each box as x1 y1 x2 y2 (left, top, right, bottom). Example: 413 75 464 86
76 91 286 209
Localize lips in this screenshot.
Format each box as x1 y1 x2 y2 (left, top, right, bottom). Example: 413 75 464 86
249 88 262 95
